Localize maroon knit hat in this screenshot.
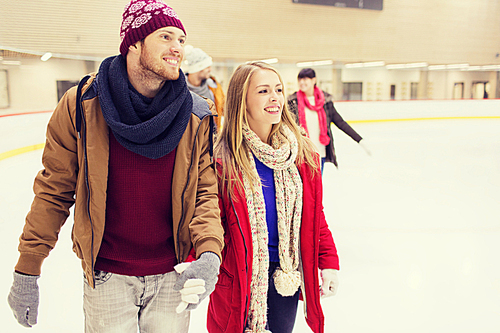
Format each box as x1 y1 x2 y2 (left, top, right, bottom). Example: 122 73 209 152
119 0 186 57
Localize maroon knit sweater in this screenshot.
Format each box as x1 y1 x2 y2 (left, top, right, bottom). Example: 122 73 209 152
95 132 177 276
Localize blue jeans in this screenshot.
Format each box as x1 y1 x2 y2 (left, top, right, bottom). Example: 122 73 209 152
267 262 300 333
321 157 326 175
83 270 189 333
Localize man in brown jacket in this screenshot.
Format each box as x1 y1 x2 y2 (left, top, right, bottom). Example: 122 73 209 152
7 1 223 332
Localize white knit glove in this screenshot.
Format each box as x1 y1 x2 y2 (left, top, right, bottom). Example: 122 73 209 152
358 139 372 156
320 269 339 298
174 262 206 313
173 252 220 313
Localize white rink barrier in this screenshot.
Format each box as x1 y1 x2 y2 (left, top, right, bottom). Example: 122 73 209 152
333 99 500 122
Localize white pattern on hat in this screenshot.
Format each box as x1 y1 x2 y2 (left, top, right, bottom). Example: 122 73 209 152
131 13 152 29
129 1 146 13
121 15 134 33
164 8 179 18
145 2 163 11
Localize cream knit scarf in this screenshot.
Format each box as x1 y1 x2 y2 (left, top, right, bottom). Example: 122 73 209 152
242 123 303 333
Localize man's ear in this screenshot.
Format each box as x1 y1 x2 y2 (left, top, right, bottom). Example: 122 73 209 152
129 42 140 55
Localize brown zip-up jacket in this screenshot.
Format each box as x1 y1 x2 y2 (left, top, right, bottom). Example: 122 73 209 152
14 74 224 287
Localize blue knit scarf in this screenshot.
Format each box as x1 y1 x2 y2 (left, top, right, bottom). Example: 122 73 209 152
97 55 193 159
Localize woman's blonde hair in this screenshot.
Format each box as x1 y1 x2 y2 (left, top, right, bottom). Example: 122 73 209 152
215 61 319 196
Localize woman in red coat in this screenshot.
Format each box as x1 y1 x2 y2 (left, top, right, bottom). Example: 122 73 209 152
208 61 340 333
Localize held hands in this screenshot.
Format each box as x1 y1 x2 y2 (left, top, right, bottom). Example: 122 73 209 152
320 269 339 298
173 252 220 313
358 139 372 156
8 272 40 327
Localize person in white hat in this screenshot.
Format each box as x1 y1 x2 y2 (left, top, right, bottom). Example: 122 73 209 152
182 45 225 130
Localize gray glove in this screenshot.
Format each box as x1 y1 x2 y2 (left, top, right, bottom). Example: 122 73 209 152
173 252 220 311
8 272 40 328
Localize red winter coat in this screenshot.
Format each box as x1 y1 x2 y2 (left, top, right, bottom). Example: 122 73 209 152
208 159 340 333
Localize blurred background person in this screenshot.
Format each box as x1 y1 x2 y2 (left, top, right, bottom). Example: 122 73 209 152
182 45 225 131
288 68 371 172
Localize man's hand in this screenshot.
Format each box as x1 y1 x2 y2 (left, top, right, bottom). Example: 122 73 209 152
8 272 40 327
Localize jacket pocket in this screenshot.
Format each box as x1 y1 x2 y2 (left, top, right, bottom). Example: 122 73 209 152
210 265 234 331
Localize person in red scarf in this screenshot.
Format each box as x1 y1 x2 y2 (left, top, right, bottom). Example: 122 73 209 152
288 68 371 172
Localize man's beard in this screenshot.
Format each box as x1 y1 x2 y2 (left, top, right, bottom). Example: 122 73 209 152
139 46 180 81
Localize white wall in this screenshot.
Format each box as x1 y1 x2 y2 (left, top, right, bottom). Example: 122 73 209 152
341 68 421 101
333 99 500 121
434 70 492 100
305 68 496 101
1 58 498 114
0 58 90 113
273 66 498 102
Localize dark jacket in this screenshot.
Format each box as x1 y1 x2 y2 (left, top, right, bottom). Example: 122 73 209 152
15 73 224 287
208 158 339 333
288 91 362 167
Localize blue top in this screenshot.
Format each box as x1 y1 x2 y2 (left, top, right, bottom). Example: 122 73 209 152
254 156 279 262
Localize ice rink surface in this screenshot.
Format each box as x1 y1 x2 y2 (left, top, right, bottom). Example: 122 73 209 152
1 101 499 332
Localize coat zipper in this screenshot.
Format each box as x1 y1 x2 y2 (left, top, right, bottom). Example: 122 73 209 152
79 91 96 288
230 195 249 329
